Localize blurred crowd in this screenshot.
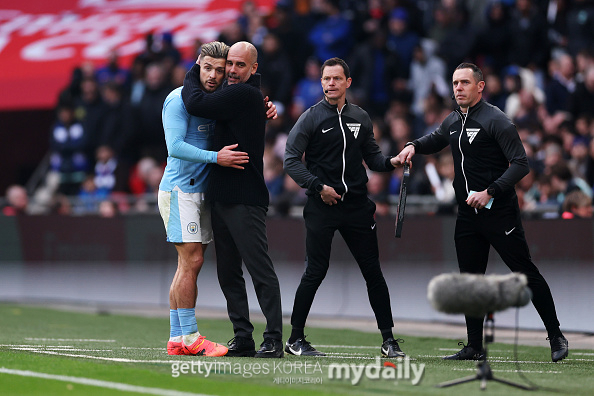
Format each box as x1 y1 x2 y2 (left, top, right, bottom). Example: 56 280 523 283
2 0 594 219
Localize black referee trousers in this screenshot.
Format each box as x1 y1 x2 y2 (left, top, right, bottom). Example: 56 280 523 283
454 199 561 345
212 201 283 341
290 194 394 330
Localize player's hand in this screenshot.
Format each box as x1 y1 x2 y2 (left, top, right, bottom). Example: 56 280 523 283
217 144 249 169
320 185 341 205
466 189 491 209
264 96 278 120
392 145 415 168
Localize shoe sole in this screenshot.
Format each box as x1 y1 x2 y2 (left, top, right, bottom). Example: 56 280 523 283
552 351 569 362
382 353 406 358
225 350 257 357
255 351 285 358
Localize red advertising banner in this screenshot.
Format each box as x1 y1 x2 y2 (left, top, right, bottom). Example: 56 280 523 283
0 0 274 110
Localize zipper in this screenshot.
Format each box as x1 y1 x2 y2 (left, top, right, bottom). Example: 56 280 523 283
337 104 348 201
456 109 476 214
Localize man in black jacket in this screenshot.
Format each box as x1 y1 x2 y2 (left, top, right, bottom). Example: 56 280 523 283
284 57 406 358
181 41 283 358
394 62 568 362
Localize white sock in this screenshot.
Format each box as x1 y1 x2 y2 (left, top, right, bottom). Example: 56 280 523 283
169 335 182 343
183 331 201 345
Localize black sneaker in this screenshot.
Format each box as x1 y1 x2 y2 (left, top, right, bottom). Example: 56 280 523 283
381 338 406 358
285 336 326 356
443 342 485 360
255 338 284 358
548 335 569 362
226 336 256 357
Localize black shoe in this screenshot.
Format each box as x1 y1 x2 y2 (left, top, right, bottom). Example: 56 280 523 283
443 342 485 360
225 336 256 357
548 335 569 362
285 336 326 356
381 338 406 358
255 338 284 358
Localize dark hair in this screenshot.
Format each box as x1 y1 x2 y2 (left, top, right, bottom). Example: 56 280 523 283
321 57 350 79
455 62 484 83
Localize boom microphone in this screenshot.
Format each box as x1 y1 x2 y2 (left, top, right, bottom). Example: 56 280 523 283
324 90 329 94
427 273 532 318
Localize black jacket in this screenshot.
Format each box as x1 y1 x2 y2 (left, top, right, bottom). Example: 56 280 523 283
284 98 394 199
181 65 269 206
411 99 529 209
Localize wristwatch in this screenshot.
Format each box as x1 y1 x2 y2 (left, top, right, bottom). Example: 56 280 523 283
315 183 324 193
404 141 416 148
487 186 496 197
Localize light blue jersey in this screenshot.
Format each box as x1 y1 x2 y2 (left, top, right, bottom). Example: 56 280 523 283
159 87 218 193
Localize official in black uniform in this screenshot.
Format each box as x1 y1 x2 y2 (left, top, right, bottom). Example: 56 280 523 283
394 63 568 362
284 57 405 358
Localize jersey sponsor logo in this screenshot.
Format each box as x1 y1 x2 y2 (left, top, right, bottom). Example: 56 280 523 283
346 123 361 138
187 222 198 234
466 128 480 144
322 127 333 134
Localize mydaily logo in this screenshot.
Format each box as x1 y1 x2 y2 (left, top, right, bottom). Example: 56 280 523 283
328 357 425 386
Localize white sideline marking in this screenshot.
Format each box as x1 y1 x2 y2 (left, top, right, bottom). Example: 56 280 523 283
25 338 116 342
11 347 111 352
0 368 211 396
315 345 377 349
452 368 562 374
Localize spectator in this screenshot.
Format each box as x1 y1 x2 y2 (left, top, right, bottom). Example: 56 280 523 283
568 66 594 120
565 0 594 57
506 0 549 71
349 29 400 117
290 57 324 122
2 185 29 216
561 190 593 219
473 0 510 75
258 33 293 107
132 62 173 163
95 48 131 92
96 82 135 161
544 52 576 115
49 101 90 195
93 145 130 196
408 40 449 117
308 0 354 62
74 76 106 160
386 7 419 79
550 162 592 206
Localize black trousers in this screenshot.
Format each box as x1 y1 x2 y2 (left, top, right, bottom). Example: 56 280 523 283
212 201 283 341
454 199 561 345
290 195 394 330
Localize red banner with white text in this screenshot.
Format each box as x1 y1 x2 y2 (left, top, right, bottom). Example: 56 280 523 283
0 0 275 110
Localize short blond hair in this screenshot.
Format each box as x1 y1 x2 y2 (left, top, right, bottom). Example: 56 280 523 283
199 41 229 61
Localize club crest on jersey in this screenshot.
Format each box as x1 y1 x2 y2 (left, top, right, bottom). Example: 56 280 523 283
346 123 361 139
466 128 480 144
187 222 198 234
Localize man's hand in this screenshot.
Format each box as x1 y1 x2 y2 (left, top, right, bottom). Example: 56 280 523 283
217 144 249 169
320 185 342 205
392 145 415 168
264 96 278 120
466 189 492 209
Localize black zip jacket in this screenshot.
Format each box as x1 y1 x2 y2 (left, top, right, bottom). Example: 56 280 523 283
181 65 268 206
284 98 394 199
411 99 529 209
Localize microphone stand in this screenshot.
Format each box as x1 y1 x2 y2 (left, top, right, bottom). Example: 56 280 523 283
436 312 534 391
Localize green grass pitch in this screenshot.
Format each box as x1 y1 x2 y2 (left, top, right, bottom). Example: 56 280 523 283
0 303 592 395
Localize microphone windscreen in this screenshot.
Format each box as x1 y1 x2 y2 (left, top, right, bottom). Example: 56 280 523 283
427 272 531 318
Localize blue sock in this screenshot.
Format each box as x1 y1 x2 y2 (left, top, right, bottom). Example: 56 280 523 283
178 308 198 335
170 309 182 338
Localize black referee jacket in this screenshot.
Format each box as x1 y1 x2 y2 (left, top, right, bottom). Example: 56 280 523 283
284 98 395 199
411 99 529 208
